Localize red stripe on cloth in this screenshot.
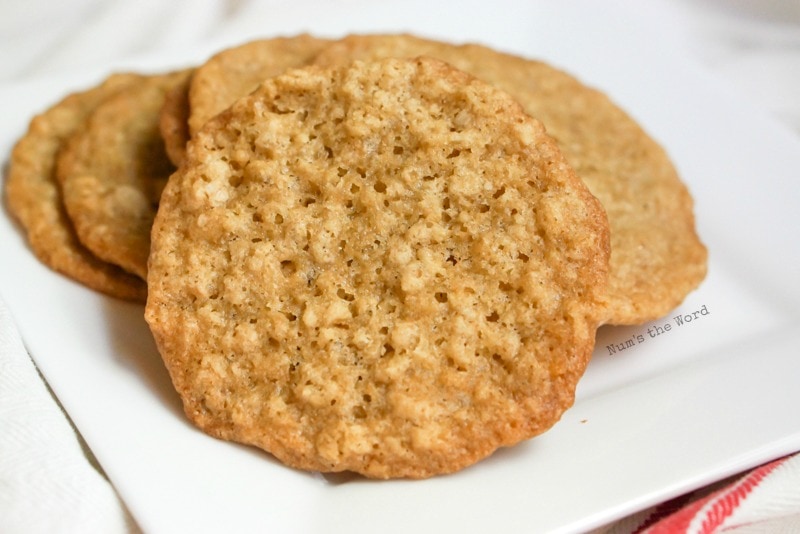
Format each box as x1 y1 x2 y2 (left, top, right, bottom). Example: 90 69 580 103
641 455 792 534
633 493 697 533
642 493 716 533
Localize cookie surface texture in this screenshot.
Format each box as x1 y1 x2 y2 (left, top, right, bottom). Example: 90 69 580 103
313 34 707 325
187 34 330 137
5 74 148 301
57 69 190 280
146 58 609 478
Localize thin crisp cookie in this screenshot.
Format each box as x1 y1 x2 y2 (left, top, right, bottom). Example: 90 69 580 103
57 69 191 280
146 58 609 478
5 74 148 301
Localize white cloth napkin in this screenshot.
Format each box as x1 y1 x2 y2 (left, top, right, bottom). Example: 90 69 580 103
597 453 800 533
0 296 139 534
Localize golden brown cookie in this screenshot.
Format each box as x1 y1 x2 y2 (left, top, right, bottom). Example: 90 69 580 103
313 34 707 325
146 58 610 478
5 74 148 301
56 69 191 280
187 34 331 137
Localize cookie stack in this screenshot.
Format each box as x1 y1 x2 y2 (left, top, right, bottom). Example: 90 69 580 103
5 34 707 479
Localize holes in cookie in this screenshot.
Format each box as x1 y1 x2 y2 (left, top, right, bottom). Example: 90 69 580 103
492 353 513 373
382 343 395 357
253 141 275 158
434 292 448 303
374 181 387 193
446 356 466 372
274 213 284 224
486 311 500 322
252 212 264 223
446 255 458 266
280 260 296 276
302 197 317 207
446 148 461 158
267 102 292 115
478 204 490 213
337 288 355 302
353 405 367 419
393 146 404 155
493 186 507 199
518 253 530 263
362 394 372 403
451 222 469 235
324 145 334 159
283 312 298 322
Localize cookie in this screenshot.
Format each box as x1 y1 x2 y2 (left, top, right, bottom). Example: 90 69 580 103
159 70 193 166
5 73 148 301
56 69 191 280
187 34 331 137
145 58 610 478
313 34 708 325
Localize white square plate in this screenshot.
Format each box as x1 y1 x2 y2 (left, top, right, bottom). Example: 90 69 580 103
2 1 799 532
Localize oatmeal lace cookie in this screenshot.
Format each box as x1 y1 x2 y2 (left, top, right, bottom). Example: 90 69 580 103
56 69 191 280
146 58 609 478
5 73 148 301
